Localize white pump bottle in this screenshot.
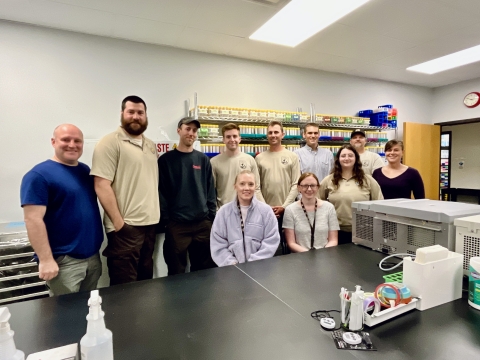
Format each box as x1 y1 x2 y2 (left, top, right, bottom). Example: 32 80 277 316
0 307 24 360
80 290 113 360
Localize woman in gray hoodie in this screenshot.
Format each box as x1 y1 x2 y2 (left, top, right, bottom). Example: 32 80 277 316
210 170 280 266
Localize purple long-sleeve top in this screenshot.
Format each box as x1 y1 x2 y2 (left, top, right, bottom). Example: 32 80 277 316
372 167 425 200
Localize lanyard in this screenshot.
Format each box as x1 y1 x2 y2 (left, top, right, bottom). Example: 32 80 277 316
300 199 317 250
237 200 248 263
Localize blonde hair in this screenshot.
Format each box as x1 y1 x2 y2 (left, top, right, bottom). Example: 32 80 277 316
234 169 255 185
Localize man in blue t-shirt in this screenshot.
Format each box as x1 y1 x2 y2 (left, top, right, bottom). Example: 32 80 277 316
20 124 104 296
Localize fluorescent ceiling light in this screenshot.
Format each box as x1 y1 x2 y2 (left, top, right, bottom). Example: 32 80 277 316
407 44 480 74
249 0 372 47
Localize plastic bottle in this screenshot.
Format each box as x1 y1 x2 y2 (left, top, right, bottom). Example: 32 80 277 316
0 308 24 360
348 285 364 331
80 290 113 360
469 257 480 310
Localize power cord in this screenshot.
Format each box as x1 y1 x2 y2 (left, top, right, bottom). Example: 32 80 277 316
310 310 342 330
379 253 416 271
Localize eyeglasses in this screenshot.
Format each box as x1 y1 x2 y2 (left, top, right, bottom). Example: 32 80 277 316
298 184 319 190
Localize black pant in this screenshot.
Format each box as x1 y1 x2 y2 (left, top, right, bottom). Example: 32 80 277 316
338 230 352 245
104 224 156 286
163 218 217 276
275 214 289 256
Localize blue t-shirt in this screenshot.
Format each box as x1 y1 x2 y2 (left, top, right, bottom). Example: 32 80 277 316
20 160 103 259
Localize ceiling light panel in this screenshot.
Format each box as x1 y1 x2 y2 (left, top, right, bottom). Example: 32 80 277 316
407 44 480 74
249 0 372 47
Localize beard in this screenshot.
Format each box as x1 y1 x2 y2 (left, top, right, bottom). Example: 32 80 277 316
352 142 363 148
121 115 148 136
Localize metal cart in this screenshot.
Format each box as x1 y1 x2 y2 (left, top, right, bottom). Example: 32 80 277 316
0 222 48 303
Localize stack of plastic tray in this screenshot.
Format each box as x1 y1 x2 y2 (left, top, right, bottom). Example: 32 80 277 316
370 112 388 127
0 222 48 304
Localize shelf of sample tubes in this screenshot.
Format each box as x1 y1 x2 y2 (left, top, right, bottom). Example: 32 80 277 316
198 124 388 143
193 105 385 129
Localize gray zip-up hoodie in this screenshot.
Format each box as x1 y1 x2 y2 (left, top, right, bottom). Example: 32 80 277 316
210 196 280 267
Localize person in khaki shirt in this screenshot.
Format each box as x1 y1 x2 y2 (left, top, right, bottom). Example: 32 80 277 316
255 121 300 254
319 144 383 245
91 95 159 286
350 129 384 175
211 123 264 209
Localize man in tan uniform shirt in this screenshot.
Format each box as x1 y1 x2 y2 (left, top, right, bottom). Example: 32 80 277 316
256 121 300 254
350 129 384 175
91 95 160 285
211 123 264 209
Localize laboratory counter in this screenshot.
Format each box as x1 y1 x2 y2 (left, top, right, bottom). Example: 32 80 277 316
7 245 480 359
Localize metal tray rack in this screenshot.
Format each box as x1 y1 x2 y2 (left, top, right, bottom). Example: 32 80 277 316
0 222 48 304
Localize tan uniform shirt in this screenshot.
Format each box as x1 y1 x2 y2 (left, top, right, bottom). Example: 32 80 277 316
90 127 160 233
319 174 383 232
360 151 384 175
211 152 265 209
255 149 300 208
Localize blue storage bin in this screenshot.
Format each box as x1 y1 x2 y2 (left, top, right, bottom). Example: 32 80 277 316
358 110 373 117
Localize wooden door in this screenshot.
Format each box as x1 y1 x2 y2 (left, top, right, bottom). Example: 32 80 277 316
403 122 440 200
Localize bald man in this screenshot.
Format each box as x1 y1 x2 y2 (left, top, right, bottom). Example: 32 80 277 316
20 124 103 296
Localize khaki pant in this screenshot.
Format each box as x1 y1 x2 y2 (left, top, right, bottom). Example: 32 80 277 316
47 253 102 296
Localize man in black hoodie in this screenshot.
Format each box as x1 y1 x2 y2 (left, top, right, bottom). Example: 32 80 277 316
158 118 216 275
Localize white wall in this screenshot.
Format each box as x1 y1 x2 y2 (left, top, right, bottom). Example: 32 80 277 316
432 77 480 123
0 20 434 222
443 122 480 189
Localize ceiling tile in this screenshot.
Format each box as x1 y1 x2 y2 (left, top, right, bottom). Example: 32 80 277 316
299 23 416 63
186 0 278 37
381 0 480 44
49 0 200 26
175 27 244 55
112 15 184 46
376 21 480 68
338 0 422 36
431 0 480 16
0 0 115 36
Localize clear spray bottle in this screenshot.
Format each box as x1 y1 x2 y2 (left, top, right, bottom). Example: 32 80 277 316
0 307 24 360
80 290 113 360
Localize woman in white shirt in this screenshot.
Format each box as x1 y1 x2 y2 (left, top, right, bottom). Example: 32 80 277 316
283 172 339 252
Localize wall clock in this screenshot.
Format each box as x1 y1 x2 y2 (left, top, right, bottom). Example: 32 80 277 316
464 92 480 108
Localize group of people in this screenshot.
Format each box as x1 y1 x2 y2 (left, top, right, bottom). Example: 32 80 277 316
20 95 425 297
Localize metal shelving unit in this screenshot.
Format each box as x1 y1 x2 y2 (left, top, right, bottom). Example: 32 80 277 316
196 116 391 130
188 92 397 157
0 223 48 304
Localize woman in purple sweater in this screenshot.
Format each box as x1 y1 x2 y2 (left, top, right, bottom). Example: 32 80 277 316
372 140 425 200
